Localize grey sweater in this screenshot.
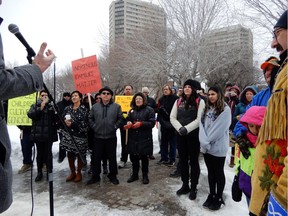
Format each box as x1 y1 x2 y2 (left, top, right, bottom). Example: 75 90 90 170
199 105 231 157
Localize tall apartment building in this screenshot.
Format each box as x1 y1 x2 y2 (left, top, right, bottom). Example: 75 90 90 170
108 0 167 90
203 24 253 67
109 0 166 46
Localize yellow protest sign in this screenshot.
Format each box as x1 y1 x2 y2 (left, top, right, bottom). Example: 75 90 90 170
7 93 37 126
114 95 133 113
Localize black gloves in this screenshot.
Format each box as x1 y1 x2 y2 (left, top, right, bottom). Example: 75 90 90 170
236 134 254 159
179 127 188 136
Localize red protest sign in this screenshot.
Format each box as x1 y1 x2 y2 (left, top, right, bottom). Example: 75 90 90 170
72 55 102 94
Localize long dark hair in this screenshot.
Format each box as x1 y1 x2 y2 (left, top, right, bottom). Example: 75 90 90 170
204 86 225 117
182 87 199 110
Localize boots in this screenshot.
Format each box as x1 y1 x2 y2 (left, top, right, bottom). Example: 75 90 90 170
66 155 76 182
189 188 198 200
35 171 43 182
176 183 190 195
142 173 149 184
128 165 139 183
127 173 139 183
229 156 235 168
74 157 84 182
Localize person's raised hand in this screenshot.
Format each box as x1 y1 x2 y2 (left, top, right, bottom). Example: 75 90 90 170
33 42 56 73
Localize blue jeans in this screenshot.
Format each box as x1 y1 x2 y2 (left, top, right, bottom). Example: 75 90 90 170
160 128 176 162
20 129 34 164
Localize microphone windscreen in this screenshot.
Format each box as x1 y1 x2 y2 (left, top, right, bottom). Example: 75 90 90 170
8 24 19 34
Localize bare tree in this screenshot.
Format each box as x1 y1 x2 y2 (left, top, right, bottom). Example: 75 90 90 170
101 23 168 96
239 0 287 31
43 64 75 102
158 0 227 85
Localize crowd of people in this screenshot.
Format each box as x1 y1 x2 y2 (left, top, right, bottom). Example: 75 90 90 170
0 2 287 215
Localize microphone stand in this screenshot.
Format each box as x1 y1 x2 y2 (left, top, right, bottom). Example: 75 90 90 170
26 49 86 216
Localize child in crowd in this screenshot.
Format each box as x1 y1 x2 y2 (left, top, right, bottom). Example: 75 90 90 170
234 106 266 206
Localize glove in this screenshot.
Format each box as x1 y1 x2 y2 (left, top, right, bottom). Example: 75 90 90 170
178 127 188 136
236 134 253 159
123 124 132 130
132 121 143 129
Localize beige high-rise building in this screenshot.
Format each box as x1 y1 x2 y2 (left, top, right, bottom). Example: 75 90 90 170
108 0 167 90
109 0 166 46
204 24 253 67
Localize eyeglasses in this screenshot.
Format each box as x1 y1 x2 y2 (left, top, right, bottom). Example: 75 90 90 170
143 92 149 94
101 92 111 95
135 98 143 101
273 28 284 39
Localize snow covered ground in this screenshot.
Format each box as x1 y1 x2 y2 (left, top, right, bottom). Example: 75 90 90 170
2 126 249 216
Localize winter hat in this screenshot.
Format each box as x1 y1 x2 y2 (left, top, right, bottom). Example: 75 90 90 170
230 85 241 95
171 86 178 92
240 106 266 126
63 92 71 97
260 57 280 71
274 10 287 29
183 79 200 90
99 86 114 96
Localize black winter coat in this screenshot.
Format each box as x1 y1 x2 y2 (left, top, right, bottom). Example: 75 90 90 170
157 94 178 129
126 105 155 155
28 99 58 143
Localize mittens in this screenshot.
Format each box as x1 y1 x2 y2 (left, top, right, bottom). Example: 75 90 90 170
236 134 253 159
132 121 143 129
123 124 132 130
178 127 188 136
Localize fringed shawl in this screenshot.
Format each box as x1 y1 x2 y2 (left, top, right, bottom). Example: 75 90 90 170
258 58 287 142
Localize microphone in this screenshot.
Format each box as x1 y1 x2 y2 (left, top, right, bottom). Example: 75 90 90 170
8 24 36 57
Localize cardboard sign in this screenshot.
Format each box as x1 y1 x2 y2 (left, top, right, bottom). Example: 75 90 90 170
72 55 102 94
7 93 36 126
114 95 133 113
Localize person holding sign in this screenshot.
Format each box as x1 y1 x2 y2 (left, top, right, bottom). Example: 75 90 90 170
118 85 134 169
124 92 155 184
87 86 124 185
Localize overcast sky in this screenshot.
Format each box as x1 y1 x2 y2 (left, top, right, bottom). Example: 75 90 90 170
0 0 279 70
0 0 156 68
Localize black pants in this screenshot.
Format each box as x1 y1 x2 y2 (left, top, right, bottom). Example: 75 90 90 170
203 153 226 197
120 128 128 163
130 154 149 175
35 141 53 172
176 132 200 190
92 137 118 177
